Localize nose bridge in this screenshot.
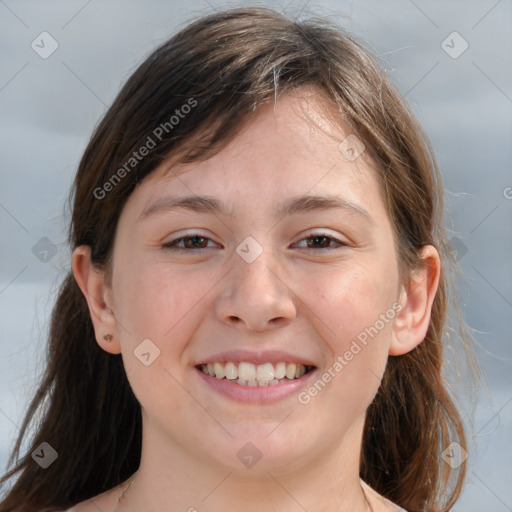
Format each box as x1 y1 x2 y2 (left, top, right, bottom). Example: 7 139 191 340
236 245 280 302
214 238 296 331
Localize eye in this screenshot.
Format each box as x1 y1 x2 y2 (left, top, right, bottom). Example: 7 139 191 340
162 231 347 252
293 232 348 251
162 233 219 251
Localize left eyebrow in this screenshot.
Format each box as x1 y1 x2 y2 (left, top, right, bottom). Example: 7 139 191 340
137 194 376 228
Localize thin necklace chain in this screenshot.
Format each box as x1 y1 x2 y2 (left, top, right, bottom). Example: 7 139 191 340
118 478 135 503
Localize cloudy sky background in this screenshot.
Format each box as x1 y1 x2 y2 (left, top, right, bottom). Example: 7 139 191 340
0 0 511 509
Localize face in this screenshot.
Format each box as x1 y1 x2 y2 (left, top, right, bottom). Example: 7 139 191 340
105 91 403 476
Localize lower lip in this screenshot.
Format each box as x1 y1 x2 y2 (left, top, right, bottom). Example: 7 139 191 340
195 367 318 404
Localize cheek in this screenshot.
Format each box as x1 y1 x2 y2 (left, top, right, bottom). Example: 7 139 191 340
306 261 396 347
115 260 205 341
115 264 201 413
300 261 396 405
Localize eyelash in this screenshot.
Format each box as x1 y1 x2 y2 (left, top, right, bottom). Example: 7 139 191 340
162 232 348 252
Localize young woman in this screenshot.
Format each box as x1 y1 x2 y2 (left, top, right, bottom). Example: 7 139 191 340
0 7 473 512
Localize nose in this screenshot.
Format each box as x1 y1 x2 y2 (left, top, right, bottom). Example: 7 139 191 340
213 248 297 333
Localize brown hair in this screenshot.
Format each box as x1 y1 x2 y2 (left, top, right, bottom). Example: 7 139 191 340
0 6 475 512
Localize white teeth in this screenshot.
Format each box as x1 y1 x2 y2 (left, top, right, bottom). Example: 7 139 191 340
225 362 237 380
256 362 274 381
214 362 225 379
274 362 286 379
285 363 297 380
238 362 256 381
199 361 312 385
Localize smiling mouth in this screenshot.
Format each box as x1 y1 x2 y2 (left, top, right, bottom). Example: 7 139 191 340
196 361 315 386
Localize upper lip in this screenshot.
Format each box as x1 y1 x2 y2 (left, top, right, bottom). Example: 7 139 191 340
194 349 318 367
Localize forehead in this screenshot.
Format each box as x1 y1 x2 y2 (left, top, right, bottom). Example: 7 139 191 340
122 90 387 225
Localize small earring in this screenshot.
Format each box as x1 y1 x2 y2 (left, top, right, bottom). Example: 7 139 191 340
103 334 113 342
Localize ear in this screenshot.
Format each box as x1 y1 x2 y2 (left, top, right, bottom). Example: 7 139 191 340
71 245 121 354
389 245 441 356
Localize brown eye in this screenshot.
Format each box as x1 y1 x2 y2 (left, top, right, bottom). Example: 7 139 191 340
305 235 332 249
163 234 217 251
294 233 347 251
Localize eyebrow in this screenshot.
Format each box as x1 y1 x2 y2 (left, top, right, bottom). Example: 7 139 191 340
137 194 375 227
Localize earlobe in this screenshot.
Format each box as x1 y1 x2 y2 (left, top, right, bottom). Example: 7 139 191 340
71 245 121 355
389 245 441 356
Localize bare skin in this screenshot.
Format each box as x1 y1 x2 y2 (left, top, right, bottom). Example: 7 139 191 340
64 476 405 511
70 89 439 512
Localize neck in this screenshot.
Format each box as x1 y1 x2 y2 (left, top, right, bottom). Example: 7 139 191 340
115 415 374 512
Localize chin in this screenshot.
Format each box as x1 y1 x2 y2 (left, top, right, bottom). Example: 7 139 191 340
201 429 316 476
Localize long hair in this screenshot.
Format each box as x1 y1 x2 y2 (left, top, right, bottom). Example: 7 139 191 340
0 7 474 511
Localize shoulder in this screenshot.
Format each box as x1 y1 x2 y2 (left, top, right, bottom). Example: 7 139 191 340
57 502 99 512
57 501 108 512
54 478 130 512
56 485 123 512
360 478 409 512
